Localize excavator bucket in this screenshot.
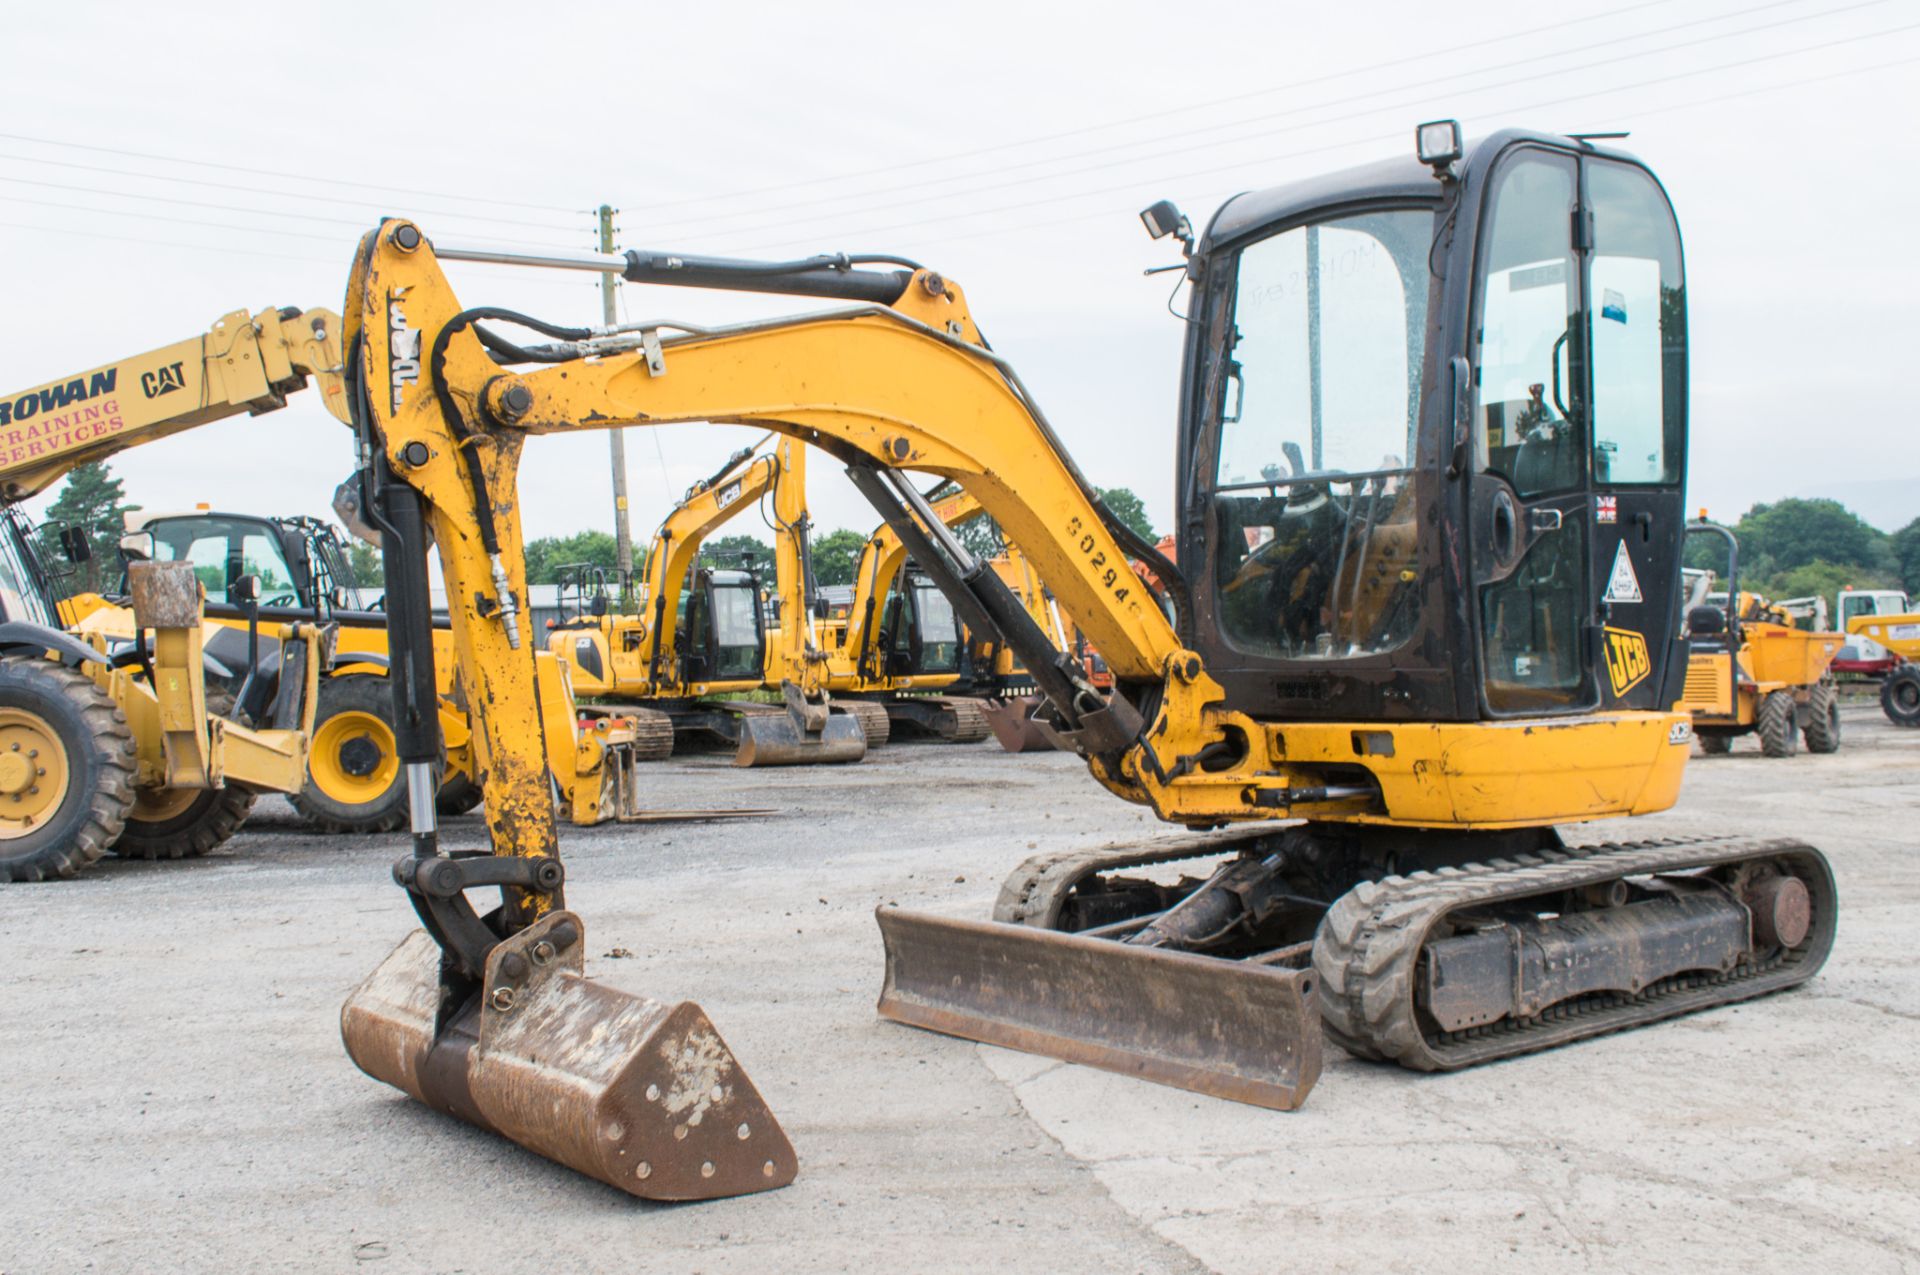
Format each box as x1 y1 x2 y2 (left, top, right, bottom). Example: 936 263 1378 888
982 694 1059 753
341 910 797 1201
875 907 1321 1110
729 684 867 767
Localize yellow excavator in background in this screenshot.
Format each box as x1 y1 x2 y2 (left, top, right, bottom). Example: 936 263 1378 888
332 124 1833 1203
824 485 992 742
549 435 869 763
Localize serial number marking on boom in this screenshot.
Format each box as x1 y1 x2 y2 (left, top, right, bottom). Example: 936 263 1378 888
1065 515 1132 607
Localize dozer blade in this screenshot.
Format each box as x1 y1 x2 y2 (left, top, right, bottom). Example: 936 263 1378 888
731 706 866 767
982 695 1059 753
341 910 797 1201
875 906 1321 1110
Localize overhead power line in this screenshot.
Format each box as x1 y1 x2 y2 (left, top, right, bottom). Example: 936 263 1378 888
724 19 1918 256
640 0 1835 238
0 150 577 232
0 130 583 217
654 0 1897 248
616 0 1683 216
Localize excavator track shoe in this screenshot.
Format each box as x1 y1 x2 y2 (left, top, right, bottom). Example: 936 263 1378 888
876 906 1320 1110
341 910 797 1201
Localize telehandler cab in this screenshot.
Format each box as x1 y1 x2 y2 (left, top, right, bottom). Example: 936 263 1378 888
335 123 1833 1201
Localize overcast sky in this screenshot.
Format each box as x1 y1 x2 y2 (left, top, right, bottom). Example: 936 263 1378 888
3 0 1915 556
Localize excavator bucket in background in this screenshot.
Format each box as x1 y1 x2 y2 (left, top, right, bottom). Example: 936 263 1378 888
874 907 1321 1110
982 694 1060 753
730 682 867 767
342 910 798 1201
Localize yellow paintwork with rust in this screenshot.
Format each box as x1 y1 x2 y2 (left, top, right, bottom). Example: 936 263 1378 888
347 223 1692 868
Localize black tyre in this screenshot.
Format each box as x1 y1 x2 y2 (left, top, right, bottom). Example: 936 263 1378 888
0 656 136 883
1881 666 1920 728
436 770 484 817
1804 680 1842 754
1697 731 1733 756
1757 690 1799 758
289 674 410 834
111 687 255 861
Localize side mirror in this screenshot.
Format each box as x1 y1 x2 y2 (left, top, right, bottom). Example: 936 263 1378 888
591 593 609 617
58 525 92 564
331 585 351 609
118 530 154 562
231 574 261 605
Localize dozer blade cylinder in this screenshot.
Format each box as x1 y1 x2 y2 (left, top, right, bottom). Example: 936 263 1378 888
875 907 1321 1110
341 912 797 1201
732 709 866 767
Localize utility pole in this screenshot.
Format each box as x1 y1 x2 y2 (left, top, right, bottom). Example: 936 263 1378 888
598 203 635 583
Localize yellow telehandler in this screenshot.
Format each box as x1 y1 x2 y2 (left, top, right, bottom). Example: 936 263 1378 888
329 123 1832 1202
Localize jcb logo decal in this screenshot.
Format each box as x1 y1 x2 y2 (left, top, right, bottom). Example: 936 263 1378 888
1604 626 1651 698
141 361 186 399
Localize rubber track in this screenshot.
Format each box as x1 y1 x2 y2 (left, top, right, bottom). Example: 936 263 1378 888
1311 835 1835 1070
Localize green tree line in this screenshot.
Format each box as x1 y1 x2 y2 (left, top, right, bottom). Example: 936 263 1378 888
1688 498 1920 602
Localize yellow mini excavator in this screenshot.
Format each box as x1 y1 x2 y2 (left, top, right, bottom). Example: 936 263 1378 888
547 435 869 764
335 123 1833 1201
824 484 994 742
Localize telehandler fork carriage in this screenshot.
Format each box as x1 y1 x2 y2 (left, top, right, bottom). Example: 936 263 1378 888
336 123 1833 1199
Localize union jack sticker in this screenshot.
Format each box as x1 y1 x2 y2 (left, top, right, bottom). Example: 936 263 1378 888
1597 495 1618 524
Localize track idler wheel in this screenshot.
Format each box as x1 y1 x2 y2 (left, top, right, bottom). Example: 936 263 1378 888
341 910 797 1201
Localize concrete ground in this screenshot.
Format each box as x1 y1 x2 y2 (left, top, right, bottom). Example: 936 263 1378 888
1 703 1913 1274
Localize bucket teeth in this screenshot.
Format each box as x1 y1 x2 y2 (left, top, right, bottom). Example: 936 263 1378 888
342 911 797 1200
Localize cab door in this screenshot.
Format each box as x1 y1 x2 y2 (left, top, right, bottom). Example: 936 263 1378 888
1584 160 1688 710
1470 149 1597 715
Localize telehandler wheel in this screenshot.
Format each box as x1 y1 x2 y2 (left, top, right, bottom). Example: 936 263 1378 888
0 656 136 883
291 674 409 834
1881 665 1920 728
1805 681 1842 754
1757 690 1799 758
1696 730 1734 756
436 771 484 816
111 687 256 861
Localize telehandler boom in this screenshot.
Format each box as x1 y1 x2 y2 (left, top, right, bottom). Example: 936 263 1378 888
336 124 1833 1201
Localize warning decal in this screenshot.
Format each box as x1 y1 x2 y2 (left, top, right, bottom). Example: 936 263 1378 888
1605 541 1643 604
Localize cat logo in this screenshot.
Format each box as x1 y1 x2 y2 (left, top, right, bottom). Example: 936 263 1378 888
141 361 187 399
1603 625 1652 698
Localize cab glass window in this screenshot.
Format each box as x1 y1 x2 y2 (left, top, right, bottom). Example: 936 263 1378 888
1588 162 1684 486
147 518 298 606
1210 208 1431 660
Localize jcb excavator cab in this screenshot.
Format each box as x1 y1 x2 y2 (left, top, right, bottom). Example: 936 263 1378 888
876 567 964 679
675 566 766 685
1186 126 1687 725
